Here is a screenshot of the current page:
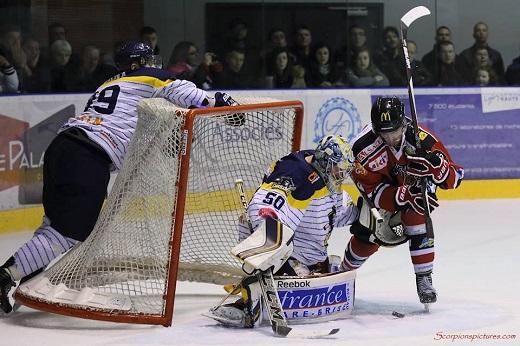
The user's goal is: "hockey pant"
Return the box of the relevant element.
[9,132,111,280]
[342,209,434,274]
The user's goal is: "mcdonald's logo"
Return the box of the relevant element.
[380,111,391,121]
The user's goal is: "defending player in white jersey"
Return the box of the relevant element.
[342,96,464,306]
[206,135,359,327]
[0,41,241,315]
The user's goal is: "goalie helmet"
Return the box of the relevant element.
[114,41,162,71]
[313,134,355,190]
[371,97,405,133]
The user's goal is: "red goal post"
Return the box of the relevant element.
[15,97,303,326]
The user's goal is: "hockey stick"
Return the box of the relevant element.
[400,6,434,235]
[234,179,339,338]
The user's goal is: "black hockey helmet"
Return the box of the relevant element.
[371,97,405,133]
[114,41,161,71]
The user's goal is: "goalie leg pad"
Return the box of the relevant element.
[231,217,294,275]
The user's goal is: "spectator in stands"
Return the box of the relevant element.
[0,24,26,90]
[505,53,520,85]
[167,41,198,78]
[48,39,73,91]
[340,47,389,87]
[290,26,313,69]
[431,41,466,86]
[266,28,288,53]
[336,24,369,71]
[459,22,505,82]
[407,40,432,86]
[62,45,117,92]
[167,41,222,90]
[373,26,405,86]
[222,18,261,86]
[291,65,307,88]
[140,26,160,55]
[21,38,51,92]
[263,28,292,64]
[223,18,249,53]
[0,49,19,93]
[264,47,294,88]
[467,47,503,85]
[475,68,496,86]
[213,49,252,89]
[48,23,67,45]
[422,26,452,75]
[307,43,339,88]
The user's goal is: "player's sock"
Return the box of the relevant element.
[341,236,379,271]
[13,222,77,278]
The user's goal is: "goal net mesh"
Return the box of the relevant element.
[16,96,301,321]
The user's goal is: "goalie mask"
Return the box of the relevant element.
[115,41,162,71]
[313,135,355,190]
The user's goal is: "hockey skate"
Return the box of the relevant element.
[204,298,259,328]
[416,272,437,310]
[0,267,15,315]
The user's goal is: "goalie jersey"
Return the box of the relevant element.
[60,67,212,170]
[239,150,359,266]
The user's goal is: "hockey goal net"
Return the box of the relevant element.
[15,97,303,326]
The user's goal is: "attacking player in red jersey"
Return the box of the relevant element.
[341,96,464,306]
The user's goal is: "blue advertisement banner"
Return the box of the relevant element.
[371,91,520,179]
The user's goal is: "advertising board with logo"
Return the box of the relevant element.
[268,270,356,323]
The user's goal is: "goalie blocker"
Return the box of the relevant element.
[205,217,356,327]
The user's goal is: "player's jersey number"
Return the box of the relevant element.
[84,85,121,115]
[262,192,285,210]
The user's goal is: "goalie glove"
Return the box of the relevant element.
[214,92,245,126]
[406,150,449,184]
[395,185,439,215]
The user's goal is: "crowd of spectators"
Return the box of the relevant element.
[2,19,520,94]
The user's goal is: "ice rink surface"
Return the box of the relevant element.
[1,199,519,346]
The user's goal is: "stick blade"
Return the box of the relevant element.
[282,327,340,339]
[400,6,431,28]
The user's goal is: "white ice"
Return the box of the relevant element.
[1,199,519,346]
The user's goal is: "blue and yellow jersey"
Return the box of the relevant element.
[60,67,211,170]
[239,150,359,266]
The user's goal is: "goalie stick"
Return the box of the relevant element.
[234,179,339,338]
[399,6,435,237]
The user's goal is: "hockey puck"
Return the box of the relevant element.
[392,311,405,318]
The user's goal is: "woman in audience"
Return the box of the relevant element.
[306,43,339,87]
[264,47,294,88]
[341,47,389,87]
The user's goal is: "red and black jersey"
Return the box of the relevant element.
[351,121,464,212]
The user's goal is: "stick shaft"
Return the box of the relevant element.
[400,9,434,234]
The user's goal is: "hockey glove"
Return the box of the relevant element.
[406,150,449,184]
[395,185,439,215]
[214,92,245,126]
